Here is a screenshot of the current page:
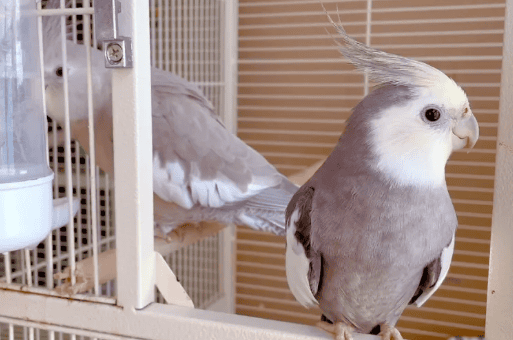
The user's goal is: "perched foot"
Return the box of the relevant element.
[169,223,200,242]
[154,226,174,242]
[379,324,403,340]
[316,320,354,340]
[54,267,88,295]
[154,222,198,243]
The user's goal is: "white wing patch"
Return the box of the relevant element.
[153,155,194,209]
[414,236,455,307]
[189,162,223,207]
[153,153,277,209]
[285,209,318,308]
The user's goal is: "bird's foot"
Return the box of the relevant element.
[53,267,88,295]
[316,320,354,340]
[378,324,403,340]
[154,225,174,242]
[168,223,200,242]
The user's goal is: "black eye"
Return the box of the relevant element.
[425,108,441,122]
[55,67,63,77]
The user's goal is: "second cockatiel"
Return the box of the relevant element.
[42,5,297,238]
[285,13,479,340]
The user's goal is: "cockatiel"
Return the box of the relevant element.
[42,3,298,237]
[285,14,479,340]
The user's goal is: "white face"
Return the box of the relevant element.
[369,81,476,188]
[43,40,112,124]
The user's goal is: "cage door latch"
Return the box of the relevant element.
[93,0,133,68]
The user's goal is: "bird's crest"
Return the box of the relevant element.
[323,5,457,90]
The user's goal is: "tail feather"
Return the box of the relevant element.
[244,178,298,211]
[235,178,298,235]
[236,211,287,236]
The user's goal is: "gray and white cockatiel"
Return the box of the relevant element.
[285,14,479,340]
[42,2,298,237]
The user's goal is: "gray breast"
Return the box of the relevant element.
[311,174,457,332]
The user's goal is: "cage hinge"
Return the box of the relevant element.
[93,0,133,68]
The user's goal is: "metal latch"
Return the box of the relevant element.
[93,0,133,68]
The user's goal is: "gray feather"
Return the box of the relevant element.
[152,66,285,194]
[324,6,456,89]
[150,66,297,234]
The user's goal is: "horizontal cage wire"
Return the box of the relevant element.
[0,0,227,311]
[0,318,131,340]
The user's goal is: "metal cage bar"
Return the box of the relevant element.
[112,0,155,310]
[485,0,513,338]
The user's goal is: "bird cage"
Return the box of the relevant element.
[0,0,233,311]
[0,0,244,338]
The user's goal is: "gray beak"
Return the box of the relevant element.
[452,113,479,151]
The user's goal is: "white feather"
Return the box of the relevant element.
[285,209,318,308]
[370,108,451,187]
[189,162,220,207]
[153,154,194,209]
[414,236,455,307]
[167,159,186,184]
[215,177,243,203]
[369,86,468,188]
[154,153,279,210]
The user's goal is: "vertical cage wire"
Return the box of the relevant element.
[80,0,101,296]
[149,0,227,308]
[0,2,114,300]
[363,0,372,96]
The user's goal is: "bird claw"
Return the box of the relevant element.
[154,223,176,243]
[154,231,174,243]
[53,267,89,295]
[154,222,201,243]
[378,324,403,340]
[316,320,354,340]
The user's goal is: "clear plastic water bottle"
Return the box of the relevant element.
[0,0,55,252]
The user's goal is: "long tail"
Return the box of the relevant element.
[235,178,299,236]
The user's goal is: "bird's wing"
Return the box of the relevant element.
[285,186,320,308]
[151,68,287,210]
[151,68,215,112]
[410,235,455,307]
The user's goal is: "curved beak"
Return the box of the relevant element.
[452,113,479,151]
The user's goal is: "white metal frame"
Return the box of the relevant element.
[485,0,513,338]
[0,286,378,340]
[207,0,240,314]
[112,0,156,310]
[221,0,239,134]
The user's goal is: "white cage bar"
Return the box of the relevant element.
[485,0,513,338]
[113,0,155,310]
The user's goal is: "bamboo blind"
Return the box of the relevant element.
[235,0,505,339]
